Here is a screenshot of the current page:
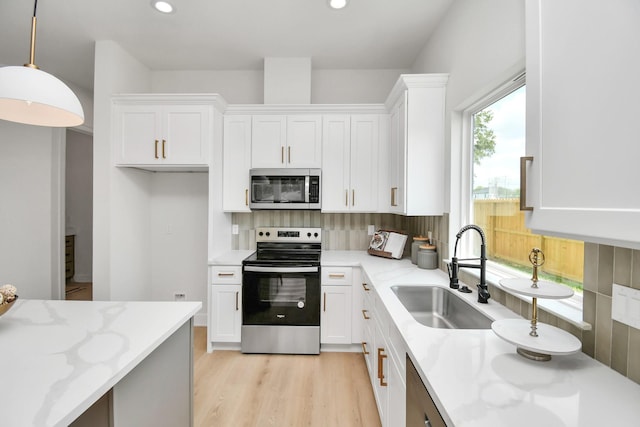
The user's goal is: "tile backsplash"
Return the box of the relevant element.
[231,211,447,258]
[581,243,640,384]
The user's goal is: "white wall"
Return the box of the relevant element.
[66,130,93,282]
[0,121,60,299]
[93,40,152,301]
[410,0,525,240]
[151,68,407,104]
[150,173,208,318]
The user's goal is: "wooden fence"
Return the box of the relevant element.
[474,199,584,283]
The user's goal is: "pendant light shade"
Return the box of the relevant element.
[0,66,84,127]
[0,0,84,128]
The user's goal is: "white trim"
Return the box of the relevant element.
[226,103,387,115]
[51,129,66,300]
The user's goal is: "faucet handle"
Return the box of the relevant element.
[447,258,459,289]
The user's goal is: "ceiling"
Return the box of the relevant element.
[0,0,453,92]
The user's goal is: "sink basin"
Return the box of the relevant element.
[390,285,492,329]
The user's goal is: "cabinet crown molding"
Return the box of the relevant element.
[111,93,228,112]
[384,74,449,110]
[226,104,386,115]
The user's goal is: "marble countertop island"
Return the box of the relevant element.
[322,250,640,427]
[0,299,201,426]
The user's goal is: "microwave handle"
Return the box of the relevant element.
[305,175,310,203]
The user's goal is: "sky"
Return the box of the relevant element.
[472,85,526,191]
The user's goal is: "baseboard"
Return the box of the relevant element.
[194,312,207,327]
[71,274,92,283]
[320,343,362,353]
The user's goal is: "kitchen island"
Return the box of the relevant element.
[322,251,640,427]
[0,299,201,426]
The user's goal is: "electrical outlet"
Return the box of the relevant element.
[367,225,375,236]
[174,292,186,301]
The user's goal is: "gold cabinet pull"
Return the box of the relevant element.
[154,140,159,159]
[323,292,327,312]
[281,146,284,164]
[217,272,235,277]
[345,190,348,206]
[329,273,345,278]
[288,146,291,164]
[391,187,398,207]
[362,283,370,291]
[362,309,370,320]
[378,348,388,386]
[361,342,369,355]
[235,291,239,311]
[352,189,355,206]
[520,156,534,211]
[162,139,166,159]
[245,189,249,206]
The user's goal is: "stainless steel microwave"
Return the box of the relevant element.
[249,168,321,210]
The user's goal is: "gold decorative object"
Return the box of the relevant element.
[528,247,545,287]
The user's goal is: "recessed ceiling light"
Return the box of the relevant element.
[152,1,175,14]
[328,0,348,10]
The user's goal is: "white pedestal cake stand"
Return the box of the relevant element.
[492,278,581,361]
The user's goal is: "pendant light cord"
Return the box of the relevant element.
[33,0,38,17]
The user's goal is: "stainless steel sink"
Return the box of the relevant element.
[391,285,492,329]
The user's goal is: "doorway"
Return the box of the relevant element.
[65,129,93,300]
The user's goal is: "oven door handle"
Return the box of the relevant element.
[244,265,319,273]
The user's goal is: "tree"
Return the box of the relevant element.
[473,110,496,165]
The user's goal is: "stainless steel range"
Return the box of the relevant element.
[241,227,321,354]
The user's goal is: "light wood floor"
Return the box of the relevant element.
[193,327,382,427]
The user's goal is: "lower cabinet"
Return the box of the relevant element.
[210,285,242,343]
[321,267,353,344]
[363,273,406,427]
[209,266,242,347]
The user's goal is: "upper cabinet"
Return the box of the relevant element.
[524,0,640,249]
[113,96,216,170]
[251,115,322,168]
[322,115,380,212]
[223,115,252,212]
[384,74,448,216]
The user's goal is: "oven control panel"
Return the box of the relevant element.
[256,227,321,243]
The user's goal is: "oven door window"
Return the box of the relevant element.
[243,271,320,326]
[251,175,306,204]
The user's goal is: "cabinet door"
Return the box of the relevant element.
[388,97,406,214]
[320,285,352,344]
[210,285,242,343]
[525,0,640,248]
[251,115,287,168]
[321,115,351,212]
[223,115,252,212]
[287,115,322,168]
[373,319,389,426]
[114,104,162,165]
[350,115,379,212]
[387,355,406,427]
[163,105,210,165]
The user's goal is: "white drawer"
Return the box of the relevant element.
[321,267,353,285]
[211,266,242,284]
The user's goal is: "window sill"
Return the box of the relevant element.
[459,263,592,332]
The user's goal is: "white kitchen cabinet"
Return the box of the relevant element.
[384,74,448,215]
[210,266,242,345]
[251,115,322,168]
[113,97,212,169]
[350,268,363,344]
[321,285,352,344]
[321,266,353,344]
[322,115,379,212]
[524,0,640,249]
[210,284,242,343]
[361,274,374,378]
[223,115,252,212]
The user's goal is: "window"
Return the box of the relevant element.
[468,83,584,293]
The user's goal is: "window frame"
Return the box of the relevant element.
[455,71,587,325]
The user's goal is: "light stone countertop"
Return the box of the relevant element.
[321,250,640,427]
[0,299,201,427]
